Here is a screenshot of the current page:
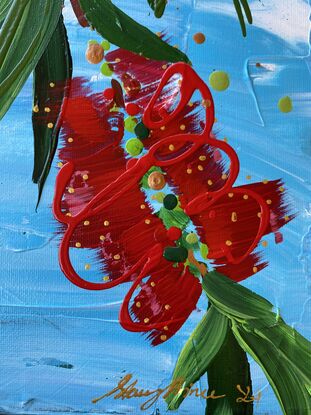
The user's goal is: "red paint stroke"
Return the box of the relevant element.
[54,61,292,343]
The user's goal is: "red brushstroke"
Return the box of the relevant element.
[69,0,89,27]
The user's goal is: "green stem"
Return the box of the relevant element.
[205,325,253,415]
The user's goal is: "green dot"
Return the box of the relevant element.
[101,40,111,51]
[278,96,292,113]
[100,62,113,77]
[153,192,165,202]
[134,122,150,139]
[163,194,178,210]
[125,138,144,157]
[209,71,230,92]
[88,39,98,45]
[163,246,188,263]
[124,116,138,132]
[186,233,198,245]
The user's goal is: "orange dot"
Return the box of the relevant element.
[113,254,120,260]
[140,204,146,210]
[84,220,90,226]
[266,199,272,205]
[179,124,186,131]
[144,318,150,323]
[253,267,258,273]
[160,335,167,341]
[136,302,141,308]
[257,212,262,218]
[164,326,169,331]
[100,235,105,241]
[231,212,237,222]
[198,165,204,171]
[169,144,175,151]
[261,241,268,247]
[243,194,249,200]
[47,123,54,129]
[68,137,73,143]
[222,174,228,180]
[228,192,234,198]
[207,179,213,186]
[202,99,211,108]
[68,187,75,194]
[164,304,171,310]
[193,32,206,44]
[75,242,81,248]
[226,240,232,246]
[83,174,89,180]
[199,155,206,161]
[104,220,110,226]
[187,168,192,174]
[145,219,151,225]
[150,282,156,287]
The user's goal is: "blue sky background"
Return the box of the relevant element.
[0,1,310,414]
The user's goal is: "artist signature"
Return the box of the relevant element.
[92,374,262,410]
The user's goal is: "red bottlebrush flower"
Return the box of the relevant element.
[54,54,292,345]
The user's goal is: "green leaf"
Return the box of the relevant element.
[233,0,252,37]
[0,0,13,24]
[147,0,167,18]
[0,0,63,120]
[32,15,72,207]
[165,306,229,410]
[205,328,253,415]
[203,272,311,415]
[78,0,189,63]
[158,206,189,229]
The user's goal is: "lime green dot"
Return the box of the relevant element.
[88,39,98,45]
[200,243,209,259]
[209,71,230,92]
[101,40,110,51]
[109,106,120,113]
[278,96,292,113]
[124,116,138,132]
[186,233,198,244]
[100,62,113,77]
[125,138,144,156]
[152,192,165,202]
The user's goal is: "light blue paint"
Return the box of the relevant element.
[0,0,310,414]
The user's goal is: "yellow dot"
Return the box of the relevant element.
[222,174,228,180]
[207,179,213,186]
[33,105,39,113]
[99,235,105,241]
[226,240,232,246]
[85,263,91,270]
[57,162,63,168]
[266,199,272,205]
[50,82,55,87]
[144,318,150,323]
[179,124,186,131]
[263,179,269,184]
[223,137,228,143]
[173,44,179,49]
[140,204,146,210]
[114,254,121,260]
[162,64,168,70]
[279,186,285,192]
[257,212,262,218]
[198,165,204,171]
[68,187,75,194]
[156,31,161,37]
[187,168,192,174]
[68,137,74,143]
[228,192,234,198]
[82,174,89,180]
[47,123,54,129]
[145,219,151,225]
[104,220,110,227]
[75,242,81,248]
[284,215,290,221]
[202,99,211,108]
[160,335,167,341]
[169,144,175,151]
[44,107,51,113]
[188,102,194,107]
[246,175,251,180]
[261,241,268,247]
[84,220,90,226]
[199,155,206,161]
[164,304,170,310]
[253,267,258,273]
[136,302,141,308]
[231,212,237,222]
[243,194,249,200]
[103,276,109,281]
[150,282,156,287]
[163,326,169,331]
[160,126,166,131]
[115,58,121,63]
[66,212,72,217]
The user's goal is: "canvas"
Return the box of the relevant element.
[0,1,310,414]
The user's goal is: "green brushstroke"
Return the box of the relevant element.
[32,15,72,207]
[147,0,167,18]
[0,0,63,120]
[78,0,189,63]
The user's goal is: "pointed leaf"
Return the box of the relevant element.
[147,0,167,18]
[78,0,189,63]
[165,306,228,410]
[32,15,72,207]
[0,0,63,120]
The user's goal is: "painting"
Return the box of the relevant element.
[0,1,310,414]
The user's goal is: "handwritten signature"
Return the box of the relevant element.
[92,374,262,410]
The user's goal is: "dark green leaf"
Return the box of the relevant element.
[240,0,252,24]
[32,15,72,207]
[78,0,189,63]
[203,272,311,414]
[147,0,167,18]
[233,0,247,37]
[165,306,229,410]
[0,0,63,120]
[0,0,13,24]
[205,328,253,415]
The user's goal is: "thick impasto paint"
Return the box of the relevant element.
[0,1,310,414]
